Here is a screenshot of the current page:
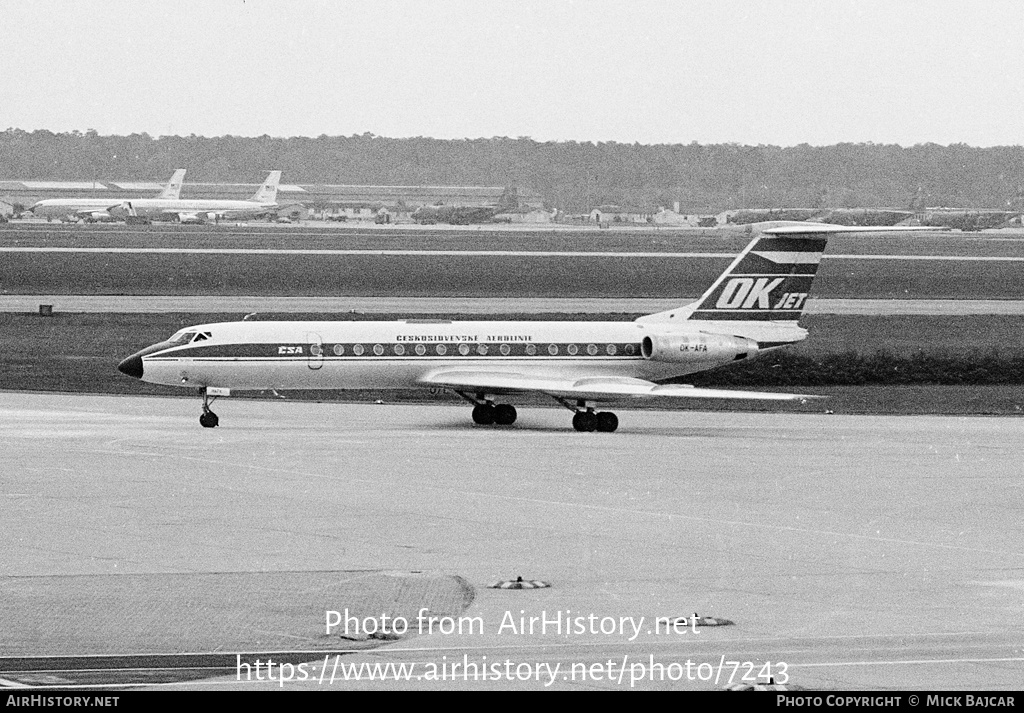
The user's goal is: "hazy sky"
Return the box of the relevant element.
[4,0,1023,146]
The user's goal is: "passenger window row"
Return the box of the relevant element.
[308,342,639,357]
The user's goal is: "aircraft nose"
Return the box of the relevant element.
[117,354,144,379]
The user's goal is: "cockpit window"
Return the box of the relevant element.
[167,330,197,345]
[166,330,212,345]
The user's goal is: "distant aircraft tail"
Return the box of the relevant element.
[637,223,940,325]
[496,187,519,212]
[157,169,186,200]
[251,171,281,203]
[907,185,926,211]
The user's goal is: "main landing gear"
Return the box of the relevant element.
[472,403,518,425]
[556,397,618,432]
[459,396,517,427]
[457,391,619,432]
[570,409,618,433]
[456,392,518,426]
[199,389,219,428]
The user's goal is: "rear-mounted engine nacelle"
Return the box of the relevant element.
[641,332,758,363]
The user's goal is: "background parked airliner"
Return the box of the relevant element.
[107,170,281,224]
[117,223,924,432]
[30,169,186,222]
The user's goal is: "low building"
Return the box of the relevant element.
[493,207,555,224]
[319,203,384,221]
[589,204,655,224]
[652,208,702,226]
[276,204,310,221]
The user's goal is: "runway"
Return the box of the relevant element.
[4,295,1024,315]
[2,392,1022,690]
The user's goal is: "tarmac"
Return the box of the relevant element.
[2,391,1023,690]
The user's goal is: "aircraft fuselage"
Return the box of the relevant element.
[110,199,278,221]
[31,198,122,219]
[120,319,804,391]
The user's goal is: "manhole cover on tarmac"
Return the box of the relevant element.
[488,577,550,589]
[666,613,734,627]
[724,681,804,691]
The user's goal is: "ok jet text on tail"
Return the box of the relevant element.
[117,224,913,432]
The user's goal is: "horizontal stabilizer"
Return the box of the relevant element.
[761,223,944,235]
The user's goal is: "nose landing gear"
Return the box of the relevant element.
[198,387,226,428]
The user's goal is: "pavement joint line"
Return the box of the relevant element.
[0,630,1005,664]
[316,630,1013,653]
[791,656,1024,668]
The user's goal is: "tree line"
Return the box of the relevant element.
[2,128,1023,212]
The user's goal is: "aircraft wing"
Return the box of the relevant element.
[162,208,272,219]
[74,206,120,217]
[418,370,818,403]
[159,209,210,218]
[165,210,238,222]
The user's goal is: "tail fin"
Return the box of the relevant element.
[251,171,281,203]
[684,225,826,322]
[157,169,186,199]
[637,223,941,325]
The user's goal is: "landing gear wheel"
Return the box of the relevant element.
[572,411,598,432]
[472,404,496,425]
[199,388,220,428]
[596,412,619,432]
[494,404,517,425]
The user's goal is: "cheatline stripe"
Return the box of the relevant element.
[1,247,1023,261]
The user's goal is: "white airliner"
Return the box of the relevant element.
[116,224,921,431]
[29,170,186,222]
[107,171,281,224]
